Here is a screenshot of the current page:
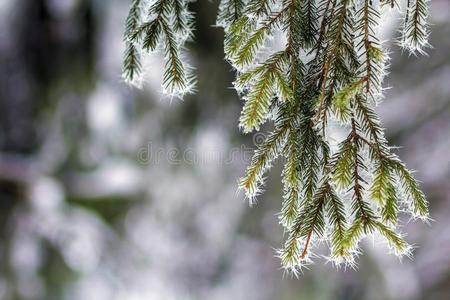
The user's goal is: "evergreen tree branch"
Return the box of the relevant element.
[122,0,432,272]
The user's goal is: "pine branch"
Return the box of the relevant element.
[123,43,142,83]
[237,51,291,132]
[401,0,430,54]
[230,8,287,67]
[391,159,429,218]
[326,185,347,258]
[239,120,290,200]
[122,0,432,272]
[355,0,384,101]
[299,0,319,49]
[374,221,410,255]
[123,0,143,83]
[247,0,274,17]
[280,131,300,227]
[122,0,194,96]
[217,0,246,27]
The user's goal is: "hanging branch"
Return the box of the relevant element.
[401,0,430,54]
[122,0,195,96]
[123,0,431,273]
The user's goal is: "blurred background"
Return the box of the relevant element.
[0,0,449,299]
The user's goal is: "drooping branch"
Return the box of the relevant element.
[123,0,431,273]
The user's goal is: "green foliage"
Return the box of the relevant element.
[326,186,348,258]
[401,0,430,54]
[217,0,246,27]
[237,51,291,132]
[122,0,194,96]
[123,0,431,272]
[239,118,289,199]
[332,140,354,190]
[123,0,143,83]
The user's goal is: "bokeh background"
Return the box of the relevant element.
[0,0,449,299]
